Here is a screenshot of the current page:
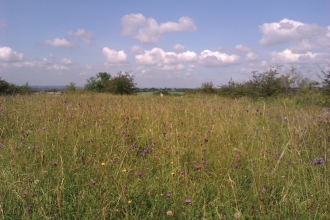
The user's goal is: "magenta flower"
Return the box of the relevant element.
[185,199,191,204]
[92,180,96,185]
[166,193,171,198]
[53,161,58,166]
[261,188,266,193]
[195,165,201,170]
[180,171,185,175]
[137,172,143,177]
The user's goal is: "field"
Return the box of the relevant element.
[0,94,329,219]
[138,91,185,96]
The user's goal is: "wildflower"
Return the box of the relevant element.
[163,132,167,137]
[180,171,185,175]
[185,199,191,204]
[92,180,96,185]
[122,131,126,135]
[170,161,174,165]
[234,164,238,168]
[195,165,201,170]
[101,162,105,166]
[166,193,171,198]
[42,127,46,131]
[53,161,58,166]
[128,200,132,204]
[137,172,143,177]
[313,158,324,165]
[236,155,241,161]
[203,138,208,142]
[122,169,127,172]
[171,172,175,176]
[261,188,266,193]
[234,211,242,219]
[130,144,136,149]
[166,210,173,216]
[26,206,31,211]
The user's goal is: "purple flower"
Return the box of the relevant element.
[53,161,58,166]
[234,164,238,168]
[26,206,31,211]
[185,199,191,204]
[166,193,171,198]
[203,138,208,142]
[195,165,201,170]
[130,144,136,149]
[122,131,126,135]
[92,180,96,185]
[42,127,46,131]
[261,188,266,193]
[236,155,241,161]
[137,172,143,177]
[313,158,324,165]
[180,171,185,175]
[162,132,167,137]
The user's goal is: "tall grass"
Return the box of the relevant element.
[0,94,328,219]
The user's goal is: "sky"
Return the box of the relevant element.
[0,0,329,88]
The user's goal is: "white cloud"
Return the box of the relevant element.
[235,44,251,52]
[47,64,69,71]
[45,38,73,47]
[199,50,241,67]
[289,39,314,53]
[0,20,6,28]
[172,44,185,51]
[67,28,95,45]
[270,49,327,64]
[102,47,129,66]
[0,47,24,62]
[130,45,144,55]
[61,58,74,65]
[259,18,327,46]
[121,14,197,44]
[246,52,258,62]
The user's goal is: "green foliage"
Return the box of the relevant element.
[84,72,111,92]
[0,78,33,95]
[103,72,137,95]
[65,82,76,93]
[199,81,218,94]
[321,69,330,96]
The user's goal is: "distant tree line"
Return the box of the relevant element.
[0,78,33,95]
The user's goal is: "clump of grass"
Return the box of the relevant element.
[0,94,328,219]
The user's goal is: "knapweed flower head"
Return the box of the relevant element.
[312,158,324,165]
[166,210,173,216]
[162,132,167,137]
[166,193,171,198]
[236,155,241,161]
[195,165,201,170]
[137,172,143,177]
[180,171,185,175]
[185,199,191,204]
[53,161,58,166]
[130,144,136,149]
[261,188,266,193]
[203,138,208,142]
[121,131,126,135]
[92,180,96,185]
[234,164,239,168]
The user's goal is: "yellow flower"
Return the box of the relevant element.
[171,172,175,176]
[128,200,132,204]
[122,169,127,173]
[170,161,174,165]
[101,162,105,166]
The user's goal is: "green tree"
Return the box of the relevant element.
[85,72,111,92]
[66,82,76,93]
[199,81,217,94]
[104,72,137,95]
[321,69,330,95]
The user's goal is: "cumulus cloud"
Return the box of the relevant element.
[246,52,258,62]
[259,18,328,46]
[0,47,24,62]
[121,14,197,44]
[199,50,241,67]
[235,44,251,52]
[61,58,74,65]
[270,49,327,64]
[172,44,185,51]
[102,47,129,66]
[67,28,95,45]
[130,45,144,55]
[135,48,198,70]
[47,65,69,71]
[45,38,73,47]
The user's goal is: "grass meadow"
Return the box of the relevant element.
[0,93,329,219]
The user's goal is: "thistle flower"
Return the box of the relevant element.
[137,172,143,177]
[163,132,167,137]
[53,161,58,166]
[166,193,171,198]
[195,165,201,170]
[185,199,191,204]
[313,158,324,165]
[92,180,96,185]
[261,188,266,193]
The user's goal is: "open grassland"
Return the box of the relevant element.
[138,91,185,96]
[0,94,329,219]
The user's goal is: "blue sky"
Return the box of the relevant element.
[0,0,329,88]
